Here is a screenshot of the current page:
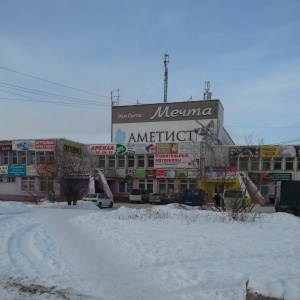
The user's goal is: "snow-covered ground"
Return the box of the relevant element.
[0,200,299,300]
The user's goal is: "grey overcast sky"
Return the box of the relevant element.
[0,0,299,145]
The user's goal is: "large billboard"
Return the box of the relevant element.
[112,100,221,144]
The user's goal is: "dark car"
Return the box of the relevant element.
[149,193,170,204]
[168,193,182,204]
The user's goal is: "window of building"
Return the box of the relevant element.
[137,179,153,192]
[297,159,300,171]
[214,183,224,194]
[273,158,282,170]
[285,158,294,171]
[29,151,36,165]
[147,155,154,168]
[118,181,133,193]
[229,158,237,169]
[37,152,46,164]
[12,151,18,165]
[21,177,35,192]
[21,152,27,164]
[137,155,145,168]
[108,156,115,168]
[180,179,196,191]
[48,151,55,163]
[239,158,249,171]
[158,180,174,194]
[262,159,271,171]
[3,152,9,165]
[39,178,54,192]
[117,155,125,168]
[250,159,260,171]
[98,155,106,168]
[8,177,16,183]
[127,155,134,168]
[0,176,4,183]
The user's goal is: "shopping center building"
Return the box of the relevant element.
[0,99,300,203]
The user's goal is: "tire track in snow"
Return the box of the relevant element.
[5,215,69,281]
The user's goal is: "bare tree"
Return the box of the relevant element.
[36,140,96,205]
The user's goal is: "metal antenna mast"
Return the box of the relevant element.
[111,89,120,106]
[164,52,169,103]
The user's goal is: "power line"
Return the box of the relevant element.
[0,66,110,99]
[0,81,109,106]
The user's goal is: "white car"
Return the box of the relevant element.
[82,193,114,208]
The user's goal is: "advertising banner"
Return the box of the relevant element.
[13,140,35,151]
[35,139,55,150]
[154,153,200,169]
[260,146,279,158]
[0,141,12,151]
[63,141,82,157]
[8,165,26,176]
[87,144,115,155]
[26,166,37,176]
[156,169,166,178]
[188,170,199,178]
[0,166,8,175]
[115,143,156,155]
[116,169,126,178]
[278,145,296,157]
[125,169,135,178]
[178,141,202,154]
[229,146,259,158]
[156,143,178,154]
[205,166,236,179]
[135,169,146,179]
[176,170,188,178]
[146,169,156,178]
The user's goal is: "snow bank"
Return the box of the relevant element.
[0,201,30,215]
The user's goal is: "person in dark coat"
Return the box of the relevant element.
[214,192,221,207]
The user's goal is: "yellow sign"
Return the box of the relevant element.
[260,146,279,158]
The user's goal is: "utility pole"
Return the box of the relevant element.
[164,53,169,103]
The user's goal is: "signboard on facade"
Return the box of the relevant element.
[0,141,12,151]
[205,166,236,179]
[13,140,35,151]
[35,139,55,150]
[112,100,221,144]
[295,146,300,157]
[116,169,126,178]
[115,143,156,155]
[63,141,82,157]
[249,172,292,183]
[87,144,115,155]
[8,165,26,176]
[278,145,296,157]
[260,146,279,158]
[229,146,259,158]
[154,153,200,169]
[0,166,8,175]
[135,169,146,179]
[146,169,156,178]
[26,166,37,176]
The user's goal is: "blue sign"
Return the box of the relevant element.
[8,165,26,176]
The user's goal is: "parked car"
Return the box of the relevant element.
[168,192,182,203]
[149,193,170,204]
[82,193,114,208]
[129,189,150,203]
[182,188,205,206]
